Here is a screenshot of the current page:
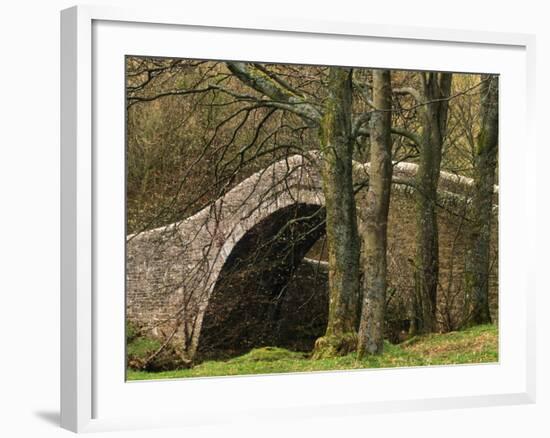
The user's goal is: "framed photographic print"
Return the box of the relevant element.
[61,5,536,433]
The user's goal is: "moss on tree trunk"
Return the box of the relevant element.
[464,75,498,325]
[312,67,360,359]
[411,72,452,335]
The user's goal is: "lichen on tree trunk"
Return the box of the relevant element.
[312,67,360,359]
[357,69,393,357]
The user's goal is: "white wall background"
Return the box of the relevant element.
[0,1,547,437]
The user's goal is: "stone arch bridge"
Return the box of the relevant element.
[126,153,489,363]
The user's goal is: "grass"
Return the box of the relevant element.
[126,324,498,381]
[127,337,161,358]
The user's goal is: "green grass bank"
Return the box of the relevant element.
[127,324,497,381]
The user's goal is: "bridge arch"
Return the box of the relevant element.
[126,154,326,361]
[197,201,326,359]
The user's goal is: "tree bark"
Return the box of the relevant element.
[312,67,361,359]
[464,75,498,325]
[357,69,393,357]
[411,72,452,334]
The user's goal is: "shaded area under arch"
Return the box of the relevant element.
[197,203,328,360]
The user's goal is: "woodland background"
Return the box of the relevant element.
[125,59,499,373]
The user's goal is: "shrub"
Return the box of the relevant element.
[126,321,191,371]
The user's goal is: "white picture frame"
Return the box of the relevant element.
[60,4,536,433]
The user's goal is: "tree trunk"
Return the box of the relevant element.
[410,72,452,334]
[464,75,498,325]
[312,67,361,359]
[357,69,393,357]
